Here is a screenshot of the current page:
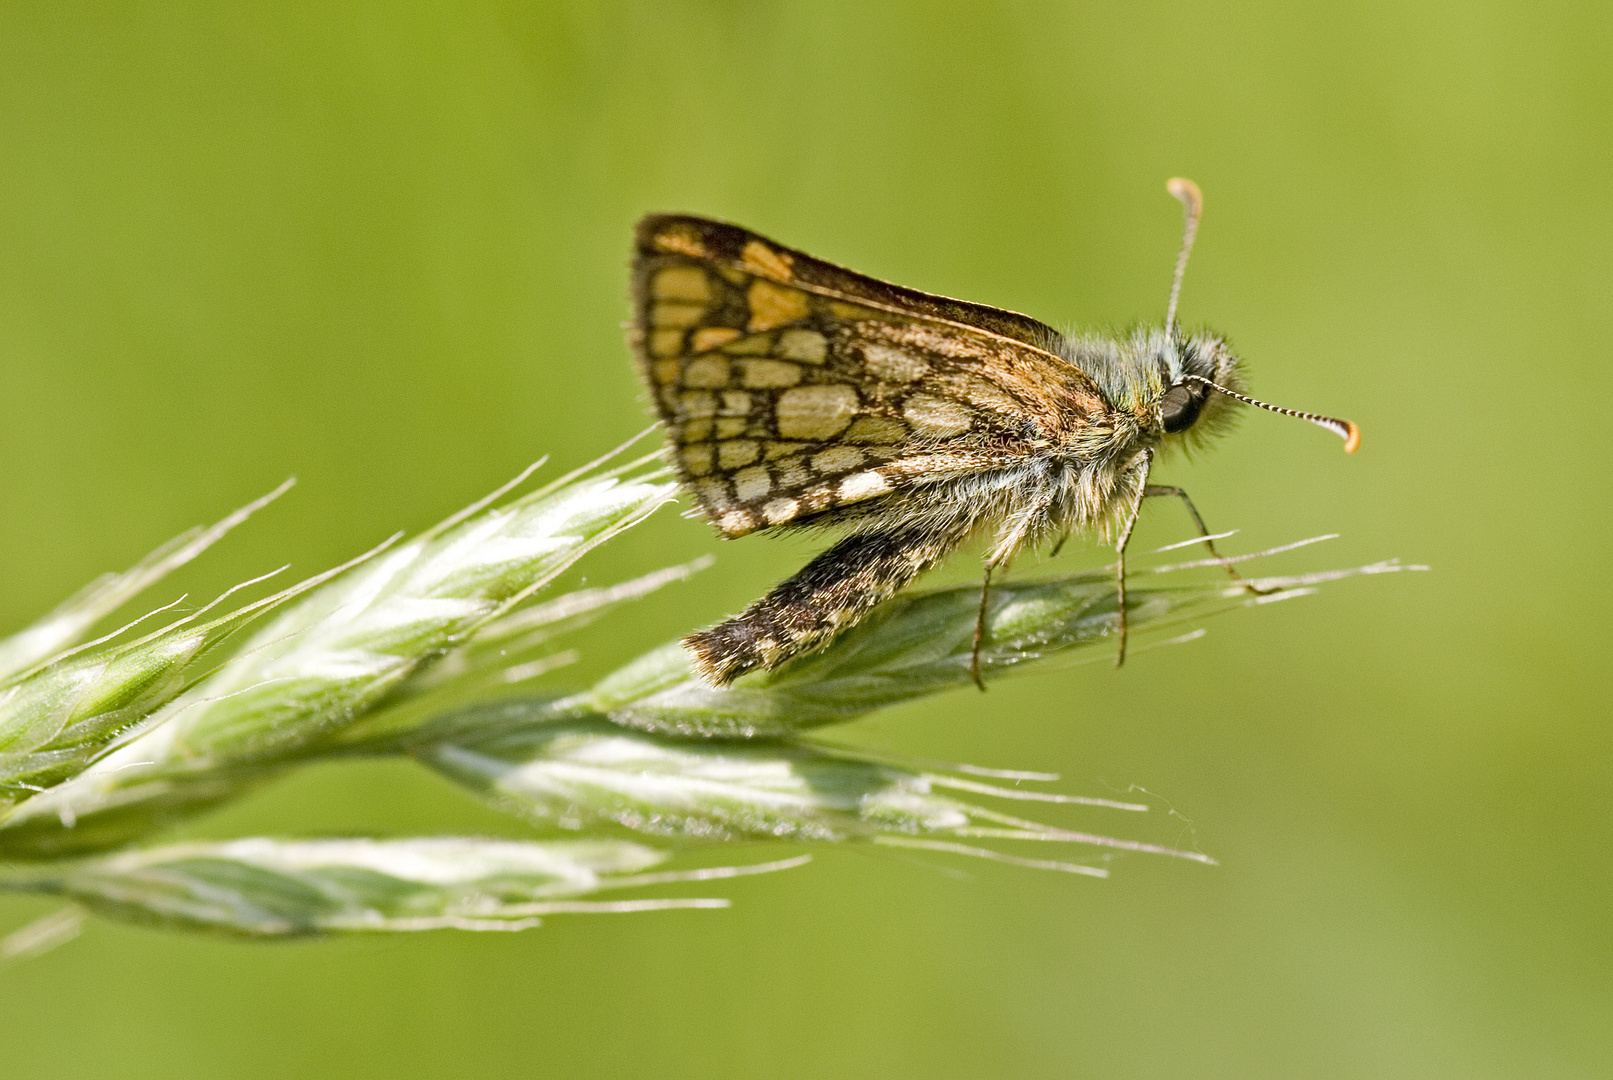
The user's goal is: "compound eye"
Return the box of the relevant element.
[1160,383,1204,434]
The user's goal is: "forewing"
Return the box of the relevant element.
[630,214,1108,537]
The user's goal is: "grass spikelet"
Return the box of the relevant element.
[0,442,1419,949]
[0,838,806,935]
[0,460,675,858]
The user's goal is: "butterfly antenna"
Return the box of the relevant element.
[1181,375,1362,453]
[1164,177,1203,333]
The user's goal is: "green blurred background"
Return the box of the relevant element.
[0,2,1607,1077]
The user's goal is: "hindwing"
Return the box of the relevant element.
[629,214,1108,536]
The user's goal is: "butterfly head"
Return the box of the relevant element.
[1152,330,1245,447]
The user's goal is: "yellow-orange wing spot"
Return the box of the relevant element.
[648,329,685,357]
[650,223,709,259]
[741,239,794,280]
[650,302,705,328]
[720,333,776,355]
[746,279,811,332]
[691,326,742,352]
[651,264,712,303]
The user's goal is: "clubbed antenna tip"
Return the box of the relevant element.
[1181,375,1361,453]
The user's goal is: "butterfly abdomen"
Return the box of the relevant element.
[684,518,974,685]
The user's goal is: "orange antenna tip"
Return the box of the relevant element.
[1180,375,1359,453]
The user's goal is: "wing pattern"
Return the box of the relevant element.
[629,214,1107,537]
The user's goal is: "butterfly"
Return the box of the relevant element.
[627,180,1358,687]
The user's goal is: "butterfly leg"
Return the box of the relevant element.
[1113,452,1154,667]
[1141,484,1277,596]
[970,488,1059,689]
[970,565,993,692]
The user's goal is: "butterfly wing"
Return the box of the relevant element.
[630,214,1109,537]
